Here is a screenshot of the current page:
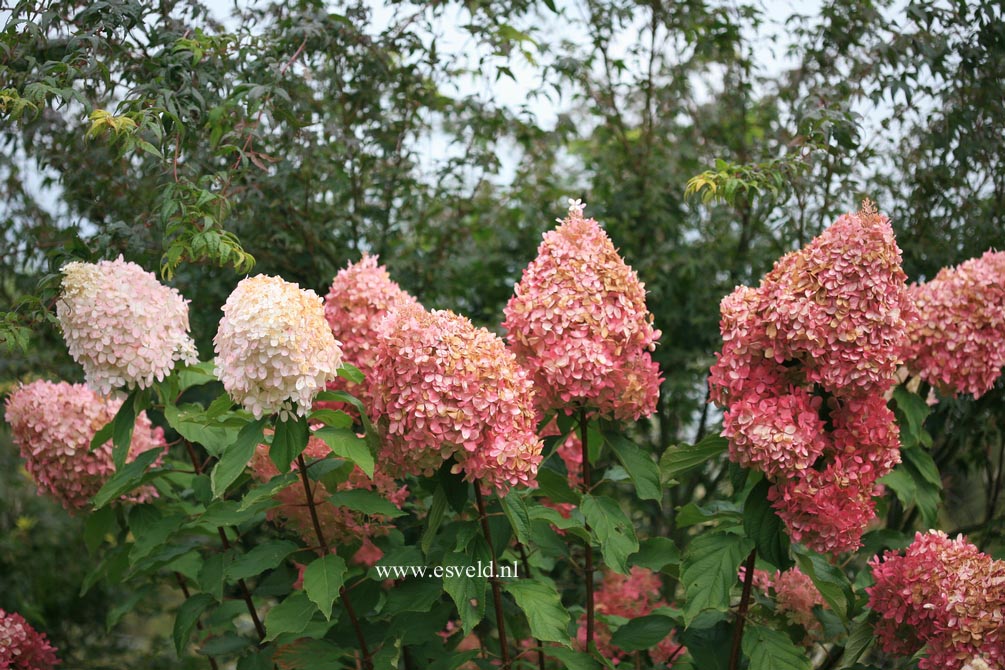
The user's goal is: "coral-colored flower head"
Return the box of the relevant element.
[0,609,60,670]
[868,531,1005,670]
[371,304,543,493]
[214,275,343,418]
[4,380,167,510]
[503,199,662,421]
[56,256,197,394]
[709,202,912,553]
[905,250,1005,398]
[249,434,406,564]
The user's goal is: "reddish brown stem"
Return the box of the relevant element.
[580,410,595,650]
[474,481,512,670]
[729,549,758,670]
[296,454,373,670]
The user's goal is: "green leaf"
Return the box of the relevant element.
[210,417,267,498]
[500,492,533,546]
[93,448,163,508]
[308,409,353,428]
[902,445,941,488]
[541,648,600,670]
[606,433,662,501]
[164,403,238,456]
[227,540,299,581]
[892,386,931,448]
[337,363,365,384]
[314,426,374,478]
[303,554,347,620]
[271,414,310,472]
[107,585,150,631]
[629,537,680,572]
[328,489,405,518]
[610,613,676,651]
[174,593,215,655]
[793,548,851,622]
[199,553,229,602]
[839,613,876,667]
[743,479,791,570]
[680,532,754,625]
[676,501,743,528]
[84,506,117,554]
[741,624,810,670]
[505,580,571,646]
[264,591,318,642]
[372,637,401,670]
[111,388,143,469]
[442,540,489,634]
[581,495,639,574]
[238,471,299,511]
[175,361,218,391]
[660,435,728,481]
[422,486,448,555]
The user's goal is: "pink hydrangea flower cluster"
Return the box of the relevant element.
[743,566,825,632]
[575,567,683,666]
[905,250,1005,398]
[214,275,343,419]
[867,531,1005,670]
[56,256,197,394]
[709,203,915,553]
[4,380,167,510]
[321,255,419,410]
[370,304,543,493]
[0,610,59,670]
[503,199,662,422]
[249,434,407,566]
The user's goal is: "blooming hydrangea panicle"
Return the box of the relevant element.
[370,304,543,493]
[248,434,407,565]
[56,256,197,394]
[574,567,684,665]
[743,567,826,634]
[503,199,662,421]
[708,201,913,553]
[0,609,59,670]
[4,380,167,510]
[214,275,343,418]
[905,250,1005,398]
[321,255,419,410]
[868,531,1005,670]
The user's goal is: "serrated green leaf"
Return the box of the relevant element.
[581,495,639,574]
[500,492,532,546]
[680,532,754,625]
[210,417,267,498]
[111,388,142,469]
[741,624,810,670]
[308,409,353,428]
[610,613,676,651]
[839,613,876,667]
[328,489,405,518]
[629,537,680,571]
[542,648,600,670]
[606,433,662,501]
[264,591,318,642]
[174,593,215,655]
[743,478,791,570]
[442,539,489,634]
[661,435,728,481]
[422,486,448,555]
[314,426,373,478]
[793,548,851,622]
[93,448,164,508]
[505,579,571,646]
[303,554,347,620]
[337,363,365,384]
[227,540,299,581]
[271,414,310,472]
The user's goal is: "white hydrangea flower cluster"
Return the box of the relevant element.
[214,274,343,418]
[56,256,198,394]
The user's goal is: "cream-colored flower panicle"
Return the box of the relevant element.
[214,275,343,418]
[56,256,198,394]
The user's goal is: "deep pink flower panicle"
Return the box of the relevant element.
[4,380,167,511]
[503,199,662,421]
[322,255,419,406]
[906,250,1005,398]
[56,256,197,394]
[0,609,59,670]
[214,275,343,419]
[249,434,407,564]
[370,304,543,493]
[575,567,684,665]
[868,531,1005,670]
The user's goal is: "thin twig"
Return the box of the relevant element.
[728,549,758,670]
[474,481,512,670]
[580,409,595,650]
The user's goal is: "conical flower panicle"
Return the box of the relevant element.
[57,256,197,394]
[370,304,543,493]
[214,275,343,419]
[709,201,913,553]
[905,249,1005,398]
[4,380,167,510]
[503,199,662,421]
[0,609,60,670]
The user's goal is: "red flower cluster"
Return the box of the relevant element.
[248,434,407,566]
[0,609,59,670]
[868,531,1005,670]
[709,202,915,553]
[370,304,543,493]
[905,250,1005,398]
[743,566,825,633]
[575,567,684,666]
[504,200,662,422]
